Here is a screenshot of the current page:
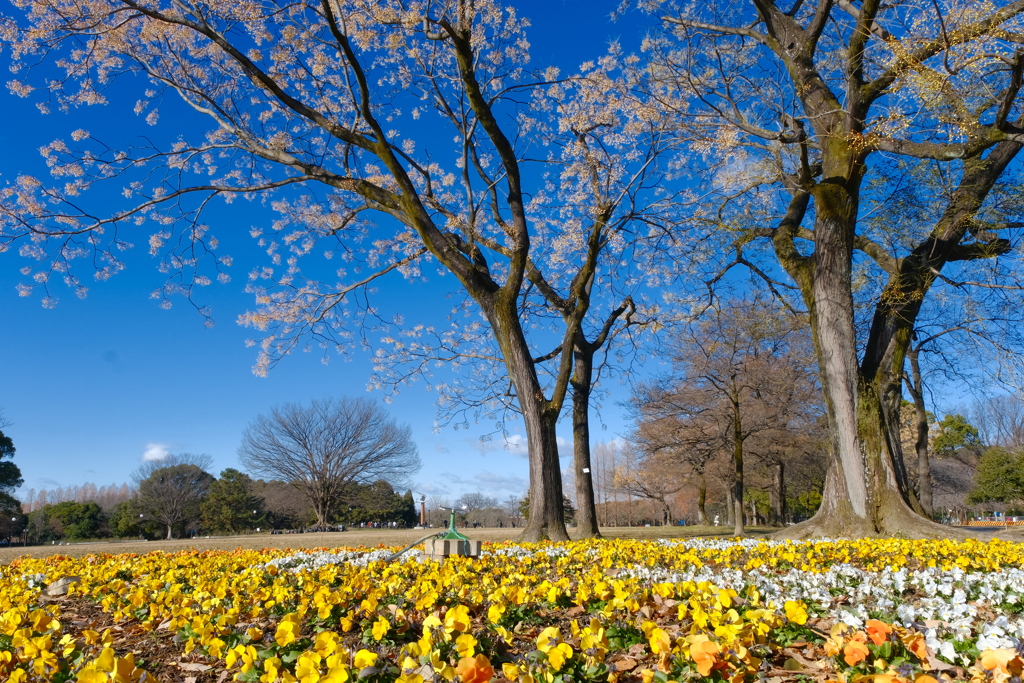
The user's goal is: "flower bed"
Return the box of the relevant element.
[2,538,1023,682]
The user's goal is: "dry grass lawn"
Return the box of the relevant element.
[0,524,776,563]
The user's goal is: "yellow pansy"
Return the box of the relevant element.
[353,649,378,670]
[455,632,478,658]
[784,600,808,625]
[444,605,471,633]
[372,616,391,641]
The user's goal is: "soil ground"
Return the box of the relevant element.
[0,524,780,563]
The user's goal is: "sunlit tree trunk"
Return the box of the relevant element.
[725,486,734,527]
[482,302,569,542]
[906,348,933,515]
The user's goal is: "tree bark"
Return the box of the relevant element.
[732,395,745,536]
[907,348,933,515]
[571,341,601,538]
[725,485,734,527]
[486,304,570,542]
[770,460,786,526]
[779,139,1023,539]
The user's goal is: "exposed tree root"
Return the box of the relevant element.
[772,496,974,541]
[572,529,603,540]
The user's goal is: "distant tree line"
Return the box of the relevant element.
[10,396,421,544]
[422,493,528,530]
[20,462,417,543]
[20,482,135,512]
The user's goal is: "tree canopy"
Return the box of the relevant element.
[134,454,215,539]
[201,468,266,534]
[0,0,683,542]
[933,414,983,457]
[967,447,1024,507]
[0,426,23,495]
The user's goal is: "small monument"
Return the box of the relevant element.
[423,506,481,561]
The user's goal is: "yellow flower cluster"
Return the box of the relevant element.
[0,538,1022,682]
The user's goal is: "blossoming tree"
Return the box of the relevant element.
[0,0,677,540]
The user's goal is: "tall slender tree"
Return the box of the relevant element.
[631,296,819,534]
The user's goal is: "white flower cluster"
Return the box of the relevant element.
[481,544,593,559]
[262,548,393,572]
[628,539,1024,665]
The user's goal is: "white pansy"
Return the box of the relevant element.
[263,548,392,572]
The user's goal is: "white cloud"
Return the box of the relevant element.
[142,443,170,462]
[417,482,451,496]
[473,471,527,495]
[503,434,529,455]
[431,470,527,498]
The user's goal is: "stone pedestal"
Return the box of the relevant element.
[423,538,482,562]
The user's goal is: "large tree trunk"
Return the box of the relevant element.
[487,306,570,542]
[516,395,568,542]
[570,342,601,538]
[776,174,944,539]
[724,486,734,527]
[313,497,330,528]
[780,137,1022,540]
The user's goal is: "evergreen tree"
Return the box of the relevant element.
[520,495,576,525]
[46,501,105,540]
[967,448,1024,506]
[0,424,26,543]
[933,414,983,456]
[201,469,266,534]
[0,426,24,495]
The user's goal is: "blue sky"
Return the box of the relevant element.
[0,1,654,504]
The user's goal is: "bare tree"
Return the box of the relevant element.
[631,296,819,535]
[615,444,687,525]
[239,397,419,527]
[502,495,525,528]
[455,492,498,514]
[134,453,215,540]
[972,395,1024,449]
